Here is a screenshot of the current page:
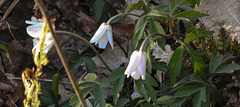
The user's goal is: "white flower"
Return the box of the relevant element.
[25,17,54,53]
[90,23,114,49]
[124,50,147,80]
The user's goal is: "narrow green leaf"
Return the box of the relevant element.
[170,0,188,16]
[193,90,201,107]
[84,73,100,83]
[116,98,129,107]
[174,11,208,18]
[209,56,223,73]
[93,0,103,22]
[109,67,125,82]
[52,73,59,104]
[222,53,234,62]
[148,10,168,18]
[122,2,144,22]
[112,75,125,95]
[184,30,214,43]
[93,85,107,107]
[0,44,8,53]
[152,61,168,71]
[168,45,184,84]
[149,18,166,50]
[170,98,186,107]
[216,64,240,73]
[143,81,157,103]
[133,17,148,49]
[82,56,96,73]
[145,73,158,87]
[0,56,5,73]
[71,54,82,70]
[187,46,205,74]
[173,86,202,98]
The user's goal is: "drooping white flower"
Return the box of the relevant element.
[25,17,54,53]
[90,23,114,49]
[124,50,147,80]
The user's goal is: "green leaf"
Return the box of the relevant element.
[122,2,144,22]
[170,0,188,16]
[173,86,202,98]
[170,98,186,107]
[143,81,157,103]
[189,0,201,6]
[168,45,184,84]
[145,73,158,87]
[154,5,170,16]
[82,56,96,73]
[71,54,82,70]
[112,75,125,95]
[152,61,168,71]
[174,11,208,18]
[187,46,205,75]
[69,86,94,106]
[93,0,103,22]
[116,98,129,107]
[109,67,125,82]
[149,18,166,50]
[93,85,107,107]
[133,17,148,49]
[216,64,240,73]
[146,43,152,74]
[0,44,8,53]
[222,53,234,62]
[184,30,214,43]
[209,56,223,73]
[52,73,59,104]
[142,102,158,107]
[100,77,111,87]
[148,10,168,18]
[192,87,206,107]
[84,73,100,83]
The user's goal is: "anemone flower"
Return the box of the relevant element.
[90,23,114,49]
[124,50,147,80]
[25,17,54,53]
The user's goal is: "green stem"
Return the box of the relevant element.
[107,13,140,24]
[139,33,170,52]
[34,0,87,107]
[55,30,112,72]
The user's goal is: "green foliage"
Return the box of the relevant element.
[0,43,11,73]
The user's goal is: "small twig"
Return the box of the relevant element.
[1,0,19,21]
[113,35,128,57]
[5,21,16,39]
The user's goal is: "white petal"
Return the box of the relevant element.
[124,51,141,77]
[25,20,41,25]
[33,38,38,46]
[131,70,140,80]
[138,52,147,80]
[43,41,54,53]
[31,17,37,22]
[90,23,107,43]
[26,24,44,38]
[98,32,108,49]
[107,25,114,49]
[32,43,40,53]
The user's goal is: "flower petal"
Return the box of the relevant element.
[98,32,108,49]
[90,23,107,43]
[131,70,140,80]
[138,52,147,80]
[124,51,141,77]
[107,25,114,49]
[26,24,44,38]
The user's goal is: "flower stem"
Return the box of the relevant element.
[34,0,87,107]
[55,30,112,72]
[139,33,171,52]
[107,13,140,24]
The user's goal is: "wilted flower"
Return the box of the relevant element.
[25,17,54,53]
[90,23,114,49]
[124,50,147,80]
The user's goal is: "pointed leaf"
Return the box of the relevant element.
[82,56,96,73]
[173,86,202,98]
[187,46,205,74]
[109,67,125,82]
[216,64,240,73]
[184,30,214,43]
[209,56,223,73]
[174,11,208,18]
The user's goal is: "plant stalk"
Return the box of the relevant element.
[34,0,87,106]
